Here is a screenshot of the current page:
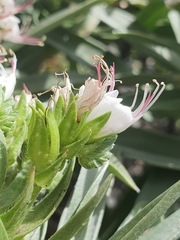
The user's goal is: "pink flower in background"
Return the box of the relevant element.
[0,51,17,99]
[0,0,34,19]
[0,15,45,46]
[0,45,7,63]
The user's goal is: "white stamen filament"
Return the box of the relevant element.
[130,83,139,109]
[132,83,150,117]
[0,63,7,76]
[141,82,165,113]
[149,79,160,100]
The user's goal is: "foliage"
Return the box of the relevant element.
[1,0,180,239]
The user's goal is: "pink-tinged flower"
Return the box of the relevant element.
[14,84,34,105]
[0,50,17,100]
[50,72,72,105]
[0,45,7,63]
[77,55,165,136]
[76,55,115,121]
[0,15,45,46]
[0,0,34,19]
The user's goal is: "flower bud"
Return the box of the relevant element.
[27,99,60,186]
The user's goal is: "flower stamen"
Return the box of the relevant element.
[132,80,165,118]
[130,83,139,109]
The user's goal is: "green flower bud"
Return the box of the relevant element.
[28,106,49,170]
[27,99,60,179]
[0,86,17,134]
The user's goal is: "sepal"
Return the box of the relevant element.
[77,134,117,169]
[0,86,17,134]
[27,106,50,171]
[6,91,29,166]
[77,112,111,143]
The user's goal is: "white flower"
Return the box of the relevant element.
[87,80,165,136]
[0,51,17,100]
[0,0,33,19]
[76,55,165,136]
[14,84,35,105]
[0,16,45,46]
[76,55,115,121]
[0,45,7,63]
[43,71,72,110]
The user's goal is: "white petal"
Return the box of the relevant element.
[104,90,120,98]
[87,95,134,136]
[78,85,85,97]
[2,73,16,100]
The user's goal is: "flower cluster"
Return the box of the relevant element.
[35,55,164,170]
[0,0,45,46]
[0,49,165,172]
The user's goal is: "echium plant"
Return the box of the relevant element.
[0,0,45,45]
[0,43,165,239]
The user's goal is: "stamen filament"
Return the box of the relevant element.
[94,62,101,87]
[141,82,165,113]
[132,83,150,116]
[109,63,115,91]
[130,83,139,109]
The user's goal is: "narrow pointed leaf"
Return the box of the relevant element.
[49,174,113,240]
[23,221,48,240]
[109,180,180,240]
[0,163,33,215]
[58,163,109,228]
[14,159,75,239]
[1,163,35,237]
[0,129,7,191]
[108,154,140,192]
[139,208,180,240]
[0,219,9,240]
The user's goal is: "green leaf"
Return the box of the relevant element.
[74,183,109,240]
[46,107,60,162]
[49,174,113,240]
[27,108,50,171]
[29,0,112,37]
[139,209,180,240]
[3,0,112,51]
[0,129,7,191]
[109,180,180,240]
[77,135,117,169]
[14,159,75,239]
[116,128,180,170]
[0,163,33,215]
[46,27,106,66]
[77,112,111,142]
[58,162,109,228]
[0,219,9,240]
[1,163,35,237]
[59,95,78,147]
[120,168,180,229]
[136,0,168,31]
[35,155,66,188]
[91,4,135,32]
[168,10,180,44]
[114,31,180,56]
[108,154,140,193]
[126,40,180,72]
[72,166,112,240]
[23,221,48,240]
